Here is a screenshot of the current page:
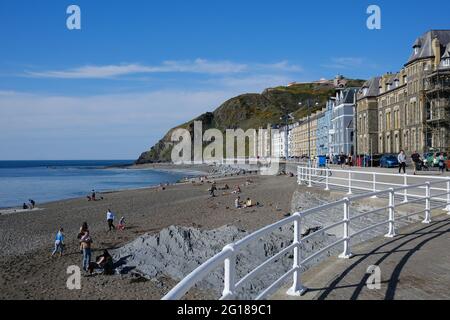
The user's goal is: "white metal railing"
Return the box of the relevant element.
[162,169,450,300]
[298,166,450,208]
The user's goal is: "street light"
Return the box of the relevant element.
[299,100,320,167]
[280,105,294,161]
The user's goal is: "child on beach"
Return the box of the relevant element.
[235,196,242,209]
[118,216,126,230]
[51,228,65,257]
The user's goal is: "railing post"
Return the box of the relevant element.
[339,198,353,259]
[385,188,396,238]
[222,245,236,299]
[422,182,432,224]
[308,166,312,188]
[371,172,377,198]
[287,213,307,296]
[403,175,408,203]
[347,170,352,195]
[325,168,330,191]
[446,181,450,213]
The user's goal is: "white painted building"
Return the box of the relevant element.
[271,127,287,158]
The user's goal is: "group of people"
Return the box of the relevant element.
[234,196,257,209]
[22,199,35,210]
[399,150,446,175]
[51,209,126,275]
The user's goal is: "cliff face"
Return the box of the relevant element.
[136,79,365,164]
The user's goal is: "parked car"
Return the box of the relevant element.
[380,154,399,168]
[361,154,382,167]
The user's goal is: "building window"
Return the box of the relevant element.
[444,59,450,67]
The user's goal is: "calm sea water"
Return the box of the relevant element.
[0,160,190,208]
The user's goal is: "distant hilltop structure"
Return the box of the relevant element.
[287,75,349,88]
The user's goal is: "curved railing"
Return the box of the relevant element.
[162,168,450,300]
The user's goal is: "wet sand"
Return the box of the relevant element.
[0,173,299,300]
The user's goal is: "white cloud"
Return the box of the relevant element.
[0,89,238,159]
[24,59,302,79]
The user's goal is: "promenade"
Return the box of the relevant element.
[275,213,450,300]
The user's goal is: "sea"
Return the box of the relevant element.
[0,160,194,209]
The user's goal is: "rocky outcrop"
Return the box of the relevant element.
[112,223,337,299]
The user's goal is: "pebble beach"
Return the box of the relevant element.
[0,164,300,300]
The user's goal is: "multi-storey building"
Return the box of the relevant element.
[356,30,450,155]
[271,126,287,158]
[257,124,272,158]
[289,111,323,158]
[356,77,381,156]
[330,88,358,156]
[316,100,334,156]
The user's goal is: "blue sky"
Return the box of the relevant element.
[1,0,449,160]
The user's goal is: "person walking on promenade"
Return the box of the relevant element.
[339,153,346,169]
[398,150,407,174]
[80,231,92,272]
[51,228,65,257]
[438,152,446,174]
[106,209,116,231]
[411,150,421,175]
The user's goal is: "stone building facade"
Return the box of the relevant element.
[356,30,450,155]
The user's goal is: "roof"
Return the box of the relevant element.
[439,43,450,70]
[336,88,358,105]
[357,76,381,100]
[406,30,450,66]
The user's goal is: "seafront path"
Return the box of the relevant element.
[272,163,450,300]
[272,212,450,299]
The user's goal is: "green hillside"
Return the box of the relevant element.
[136,79,365,163]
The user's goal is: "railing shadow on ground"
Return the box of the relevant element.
[304,217,450,300]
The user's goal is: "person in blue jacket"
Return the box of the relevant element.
[51,228,65,257]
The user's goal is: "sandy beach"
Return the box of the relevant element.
[0,169,299,300]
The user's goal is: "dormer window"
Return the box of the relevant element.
[394,79,399,87]
[444,58,450,67]
[387,84,391,91]
[362,88,368,96]
[413,38,422,55]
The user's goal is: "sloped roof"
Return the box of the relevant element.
[439,43,450,70]
[406,30,450,66]
[357,76,381,99]
[337,88,358,105]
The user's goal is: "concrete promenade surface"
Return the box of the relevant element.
[273,213,450,300]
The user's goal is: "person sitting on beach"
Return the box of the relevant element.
[235,196,242,209]
[51,228,65,257]
[22,203,28,210]
[80,231,93,272]
[29,199,36,209]
[118,216,126,230]
[244,198,255,208]
[232,185,241,194]
[88,250,114,275]
[106,209,116,231]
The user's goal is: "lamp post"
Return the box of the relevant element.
[280,106,293,161]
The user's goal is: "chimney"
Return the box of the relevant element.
[432,37,441,70]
